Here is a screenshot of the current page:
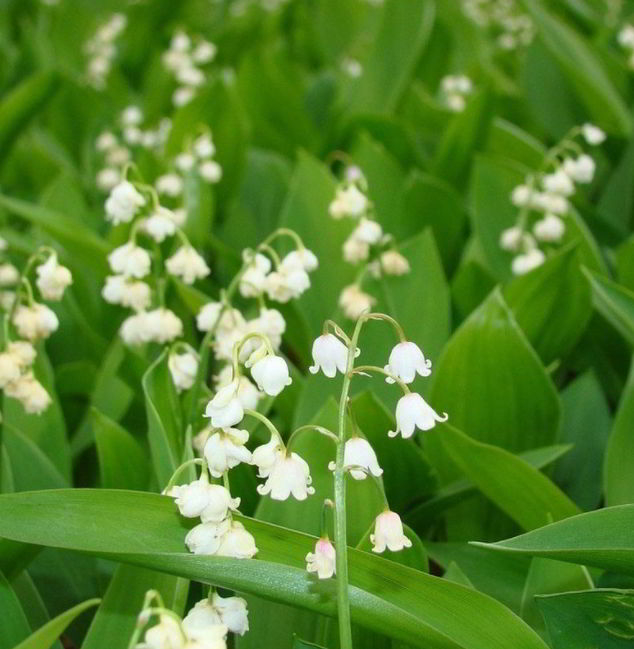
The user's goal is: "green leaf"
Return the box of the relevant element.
[0,489,550,649]
[0,572,30,649]
[292,638,327,649]
[604,359,634,507]
[0,71,60,165]
[93,408,150,490]
[13,598,100,649]
[584,269,634,348]
[521,0,632,135]
[474,505,634,575]
[536,589,634,648]
[434,424,580,531]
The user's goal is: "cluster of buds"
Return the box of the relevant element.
[500,123,606,275]
[0,242,72,414]
[166,131,222,188]
[328,163,410,320]
[95,106,172,192]
[618,24,634,69]
[162,31,217,107]
[440,75,473,112]
[101,172,210,381]
[462,0,534,50]
[84,13,127,89]
[131,589,248,649]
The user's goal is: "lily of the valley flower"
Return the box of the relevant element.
[370,510,412,553]
[104,180,146,225]
[143,614,186,649]
[203,427,253,478]
[562,154,595,184]
[533,214,565,243]
[281,248,318,272]
[581,123,606,145]
[329,184,369,219]
[102,275,151,311]
[511,248,546,275]
[166,246,210,285]
[215,520,258,559]
[264,265,310,303]
[329,437,383,481]
[239,253,271,298]
[119,308,183,345]
[210,593,249,636]
[185,518,231,555]
[389,392,448,438]
[4,371,51,414]
[384,341,431,384]
[0,342,35,389]
[108,241,152,278]
[305,538,336,579]
[215,365,262,410]
[339,284,376,320]
[249,355,291,396]
[35,254,72,301]
[12,303,59,341]
[196,301,224,332]
[251,435,283,478]
[380,250,410,275]
[205,379,244,428]
[309,333,351,378]
[256,451,315,501]
[168,350,199,392]
[143,208,177,242]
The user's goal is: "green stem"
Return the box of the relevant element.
[351,365,411,394]
[243,408,284,444]
[287,424,338,449]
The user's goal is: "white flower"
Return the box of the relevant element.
[143,208,177,242]
[581,123,606,145]
[343,236,369,263]
[389,392,448,438]
[172,208,187,227]
[204,427,252,478]
[446,93,466,112]
[250,355,291,396]
[96,168,120,191]
[7,341,36,367]
[13,303,59,341]
[173,86,196,107]
[166,246,210,285]
[199,161,222,183]
[351,217,383,244]
[239,253,271,298]
[35,254,72,301]
[0,349,23,388]
[384,341,431,384]
[175,153,196,172]
[144,614,186,649]
[123,126,143,146]
[250,308,286,349]
[120,311,150,345]
[169,477,213,518]
[0,263,19,286]
[182,599,222,640]
[210,593,249,635]
[102,275,151,311]
[256,451,315,501]
[177,65,205,87]
[108,241,152,278]
[380,250,410,275]
[193,134,216,159]
[105,146,130,167]
[146,308,183,343]
[329,185,369,219]
[251,435,283,478]
[511,184,532,207]
[168,351,198,392]
[533,214,565,242]
[618,24,634,48]
[171,31,191,52]
[192,40,217,64]
[542,169,574,196]
[121,105,143,126]
[156,173,184,197]
[305,538,336,579]
[95,131,117,151]
[215,520,258,559]
[104,181,146,225]
[264,267,310,303]
[196,301,223,332]
[0,237,7,251]
[205,379,244,428]
[370,510,412,553]
[309,334,350,378]
[533,192,568,215]
[511,248,546,275]
[338,284,375,320]
[280,248,318,272]
[499,226,524,252]
[5,371,51,414]
[341,57,363,77]
[185,518,231,555]
[330,437,383,480]
[562,154,595,184]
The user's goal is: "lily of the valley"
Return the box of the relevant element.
[389,392,448,438]
[249,355,291,396]
[168,350,198,392]
[371,510,412,553]
[166,246,210,285]
[203,427,253,478]
[384,341,431,383]
[105,180,146,225]
[329,437,383,481]
[305,538,336,579]
[13,303,59,341]
[168,479,239,521]
[256,451,315,501]
[205,379,244,428]
[35,254,72,301]
[108,241,152,278]
[309,333,350,378]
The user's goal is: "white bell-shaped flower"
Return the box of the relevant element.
[185,518,231,555]
[342,236,370,263]
[250,355,291,396]
[193,134,216,159]
[390,392,448,438]
[182,599,222,640]
[192,40,217,64]
[175,152,196,172]
[542,169,574,196]
[215,365,261,410]
[170,477,213,518]
[35,254,72,301]
[168,351,198,392]
[144,308,183,343]
[144,614,186,649]
[309,333,350,378]
[533,214,565,243]
[166,246,210,285]
[370,510,412,553]
[102,275,151,311]
[203,427,252,478]
[329,184,369,219]
[499,226,524,252]
[156,173,184,197]
[211,593,249,636]
[384,341,431,384]
[251,435,283,478]
[143,208,177,243]
[239,253,271,298]
[5,371,51,414]
[105,180,146,225]
[200,485,241,523]
[562,154,595,184]
[0,351,23,388]
[533,192,569,215]
[338,284,375,320]
[120,311,152,345]
[257,451,315,501]
[215,520,258,559]
[205,379,244,428]
[351,217,383,244]
[250,308,286,350]
[511,184,532,207]
[0,263,19,286]
[13,303,59,341]
[196,301,223,332]
[108,241,151,278]
[280,248,318,272]
[264,267,310,303]
[511,248,546,275]
[329,437,383,481]
[581,123,606,145]
[305,538,336,579]
[9,341,36,366]
[199,161,222,184]
[380,250,410,275]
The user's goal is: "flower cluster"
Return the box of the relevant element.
[0,243,72,414]
[500,123,606,275]
[618,24,634,69]
[132,589,248,649]
[328,165,410,319]
[95,107,172,192]
[168,132,223,187]
[462,0,534,50]
[84,13,127,89]
[440,75,473,112]
[162,31,217,107]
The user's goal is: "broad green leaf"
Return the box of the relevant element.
[598,137,634,234]
[434,424,580,531]
[604,359,634,507]
[0,71,59,165]
[521,0,632,135]
[475,505,634,575]
[143,350,183,489]
[13,598,100,649]
[485,119,545,168]
[584,269,634,348]
[182,173,214,250]
[0,490,550,649]
[93,408,150,490]
[503,246,592,364]
[0,572,30,649]
[537,589,634,648]
[346,0,435,114]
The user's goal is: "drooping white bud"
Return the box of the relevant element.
[256,451,315,501]
[305,538,336,579]
[511,248,546,275]
[35,254,72,301]
[309,333,350,378]
[533,214,565,243]
[12,303,59,341]
[384,341,431,384]
[581,123,606,145]
[249,355,292,396]
[370,510,412,553]
[203,427,252,478]
[143,208,177,243]
[168,350,199,392]
[204,379,244,428]
[380,250,410,275]
[338,284,375,320]
[329,437,383,481]
[104,181,146,225]
[108,242,152,278]
[165,246,210,285]
[5,371,51,414]
[389,392,448,438]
